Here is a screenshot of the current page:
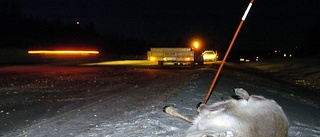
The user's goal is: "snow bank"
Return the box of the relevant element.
[239,57,320,92]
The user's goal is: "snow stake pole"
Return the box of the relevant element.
[203,0,254,104]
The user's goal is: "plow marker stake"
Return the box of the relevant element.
[203,0,254,104]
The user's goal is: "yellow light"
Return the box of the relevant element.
[28,50,99,55]
[193,41,200,49]
[149,56,157,61]
[190,37,204,50]
[184,57,191,61]
[240,58,245,62]
[203,54,216,60]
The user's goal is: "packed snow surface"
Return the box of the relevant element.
[0,58,319,137]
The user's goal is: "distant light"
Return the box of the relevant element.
[28,50,99,55]
[76,21,80,25]
[190,37,204,51]
[290,54,292,57]
[193,41,200,49]
[283,54,287,57]
[240,58,250,62]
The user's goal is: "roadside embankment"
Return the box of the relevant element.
[239,57,320,93]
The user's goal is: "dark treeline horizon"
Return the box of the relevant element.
[0,1,158,56]
[1,1,319,57]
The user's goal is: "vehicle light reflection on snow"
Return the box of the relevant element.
[83,60,158,66]
[82,60,216,66]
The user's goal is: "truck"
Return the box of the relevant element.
[147,47,203,67]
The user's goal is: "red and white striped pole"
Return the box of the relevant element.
[203,0,254,104]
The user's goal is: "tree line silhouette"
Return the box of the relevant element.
[0,1,157,56]
[1,1,318,57]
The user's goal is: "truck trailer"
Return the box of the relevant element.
[147,48,203,67]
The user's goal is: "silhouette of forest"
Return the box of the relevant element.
[0,1,319,57]
[0,1,157,56]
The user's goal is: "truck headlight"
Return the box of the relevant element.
[149,56,157,61]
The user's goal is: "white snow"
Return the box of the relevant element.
[240,57,320,91]
[1,58,320,137]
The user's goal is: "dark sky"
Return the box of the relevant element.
[18,0,320,51]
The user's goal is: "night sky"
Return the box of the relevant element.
[18,0,320,51]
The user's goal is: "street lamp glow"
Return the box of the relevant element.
[190,37,204,51]
[193,41,200,49]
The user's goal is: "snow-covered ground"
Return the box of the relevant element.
[1,58,320,137]
[240,57,320,92]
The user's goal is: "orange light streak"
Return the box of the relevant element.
[28,50,99,55]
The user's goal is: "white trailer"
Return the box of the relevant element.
[147,48,202,67]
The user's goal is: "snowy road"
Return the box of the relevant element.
[0,63,319,136]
